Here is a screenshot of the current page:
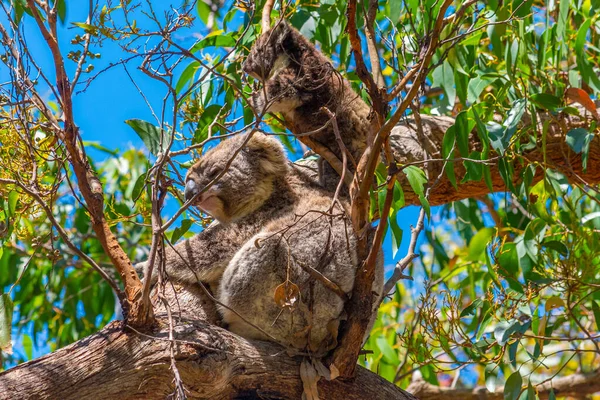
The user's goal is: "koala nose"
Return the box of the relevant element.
[184,180,198,202]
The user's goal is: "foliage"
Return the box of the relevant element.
[0,0,599,398]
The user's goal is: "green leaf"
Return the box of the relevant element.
[84,141,119,156]
[548,389,556,400]
[389,215,403,259]
[467,76,494,103]
[582,211,600,224]
[467,228,494,261]
[171,219,193,244]
[22,334,33,360]
[404,166,426,197]
[56,0,66,24]
[454,111,471,157]
[557,0,569,41]
[575,19,591,56]
[592,301,600,332]
[442,126,457,188]
[460,298,483,318]
[512,0,533,17]
[566,128,593,170]
[376,336,398,364]
[403,166,429,217]
[196,0,211,24]
[388,0,402,23]
[494,319,522,346]
[487,122,508,155]
[125,119,170,157]
[530,93,561,111]
[176,61,200,94]
[497,243,519,276]
[526,381,535,400]
[485,364,498,393]
[0,293,13,353]
[194,104,224,143]
[72,22,97,32]
[477,310,493,341]
[131,173,147,202]
[504,371,523,400]
[504,98,527,139]
[433,61,456,106]
[190,32,236,52]
[543,240,568,256]
[8,191,18,216]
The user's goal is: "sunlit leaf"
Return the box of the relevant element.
[125,119,171,157]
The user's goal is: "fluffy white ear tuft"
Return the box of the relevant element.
[246,132,288,176]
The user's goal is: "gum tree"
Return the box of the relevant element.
[0,0,599,399]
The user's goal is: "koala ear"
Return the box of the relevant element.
[245,132,287,176]
[270,19,291,47]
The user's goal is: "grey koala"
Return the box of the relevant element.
[138,132,383,354]
[243,20,373,164]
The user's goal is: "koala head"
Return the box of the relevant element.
[243,20,293,82]
[184,132,288,223]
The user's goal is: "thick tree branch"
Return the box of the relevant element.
[0,286,416,400]
[390,107,600,206]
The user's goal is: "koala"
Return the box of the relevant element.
[243,20,372,164]
[138,132,383,355]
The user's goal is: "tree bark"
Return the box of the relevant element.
[0,285,415,400]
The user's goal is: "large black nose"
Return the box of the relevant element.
[184,180,198,202]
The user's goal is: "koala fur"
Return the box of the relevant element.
[138,132,383,354]
[243,20,372,164]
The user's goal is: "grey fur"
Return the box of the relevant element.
[138,132,383,354]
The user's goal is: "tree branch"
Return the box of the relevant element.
[0,286,416,400]
[24,0,150,326]
[390,107,600,206]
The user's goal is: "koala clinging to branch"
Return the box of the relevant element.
[138,132,383,354]
[243,20,373,164]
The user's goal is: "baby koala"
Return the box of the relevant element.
[139,132,383,354]
[243,20,372,163]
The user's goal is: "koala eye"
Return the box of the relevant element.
[206,168,220,180]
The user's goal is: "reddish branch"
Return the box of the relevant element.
[333,0,454,378]
[25,0,150,326]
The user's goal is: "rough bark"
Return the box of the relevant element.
[0,286,415,400]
